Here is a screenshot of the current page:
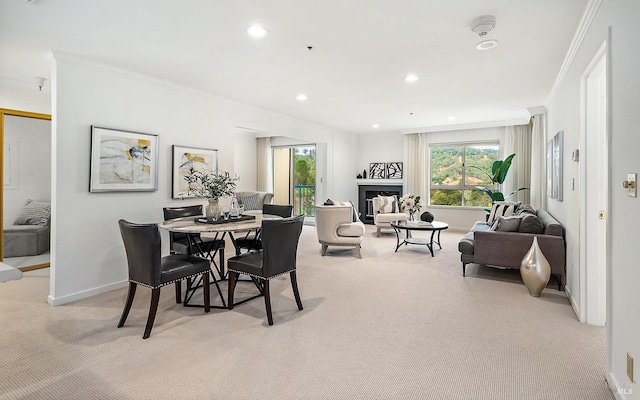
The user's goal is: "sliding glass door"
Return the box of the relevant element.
[272,145,316,217]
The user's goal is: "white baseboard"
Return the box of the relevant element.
[607,372,632,400]
[565,285,583,323]
[47,280,128,306]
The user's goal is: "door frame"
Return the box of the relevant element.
[578,40,609,326]
[0,108,52,267]
[271,144,318,218]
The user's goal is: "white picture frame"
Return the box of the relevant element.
[89,126,159,192]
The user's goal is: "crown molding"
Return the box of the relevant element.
[400,117,529,134]
[548,0,603,101]
[527,106,547,116]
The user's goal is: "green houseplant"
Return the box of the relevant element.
[184,169,239,221]
[470,153,528,203]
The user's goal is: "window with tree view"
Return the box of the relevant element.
[430,143,499,207]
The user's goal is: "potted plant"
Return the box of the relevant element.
[184,169,239,221]
[470,153,528,203]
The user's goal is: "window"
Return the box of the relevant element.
[430,143,499,207]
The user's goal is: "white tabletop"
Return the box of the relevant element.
[159,214,280,234]
[0,262,23,283]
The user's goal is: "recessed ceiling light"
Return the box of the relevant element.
[372,124,379,128]
[405,74,419,83]
[296,94,308,101]
[447,116,456,121]
[247,25,269,38]
[476,39,499,50]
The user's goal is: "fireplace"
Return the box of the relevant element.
[358,184,403,224]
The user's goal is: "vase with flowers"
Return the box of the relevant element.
[399,193,422,221]
[183,169,239,221]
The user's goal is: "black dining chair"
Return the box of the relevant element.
[233,204,294,255]
[163,205,225,297]
[117,219,211,339]
[227,214,304,325]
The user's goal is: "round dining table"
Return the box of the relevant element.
[159,212,281,308]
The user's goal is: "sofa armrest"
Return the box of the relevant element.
[474,231,565,277]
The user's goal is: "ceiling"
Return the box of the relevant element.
[0,0,588,134]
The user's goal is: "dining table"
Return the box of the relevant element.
[159,212,280,308]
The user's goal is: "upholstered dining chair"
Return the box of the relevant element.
[227,214,304,325]
[117,219,211,339]
[233,203,294,255]
[163,205,225,296]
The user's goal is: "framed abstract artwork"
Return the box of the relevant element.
[369,162,386,179]
[386,162,403,179]
[89,126,159,192]
[172,145,219,199]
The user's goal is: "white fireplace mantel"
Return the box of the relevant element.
[356,179,404,186]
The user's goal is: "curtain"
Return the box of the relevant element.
[529,114,547,210]
[404,133,428,202]
[256,137,272,192]
[503,124,532,204]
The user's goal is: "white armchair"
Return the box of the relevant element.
[315,203,365,258]
[372,196,407,236]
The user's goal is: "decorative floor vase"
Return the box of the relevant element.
[520,236,551,297]
[205,199,221,222]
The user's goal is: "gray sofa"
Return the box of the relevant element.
[458,208,566,290]
[3,199,51,258]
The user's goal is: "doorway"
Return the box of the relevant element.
[0,109,52,271]
[272,145,316,218]
[580,43,608,326]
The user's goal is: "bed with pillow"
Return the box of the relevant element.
[3,199,51,258]
[457,202,566,290]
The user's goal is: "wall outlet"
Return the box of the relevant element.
[628,353,634,382]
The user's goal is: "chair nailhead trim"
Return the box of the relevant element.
[130,270,209,289]
[226,269,295,280]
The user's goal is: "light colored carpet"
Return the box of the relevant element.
[0,225,613,400]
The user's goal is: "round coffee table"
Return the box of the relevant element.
[390,220,448,257]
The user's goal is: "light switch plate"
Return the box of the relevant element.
[627,173,637,197]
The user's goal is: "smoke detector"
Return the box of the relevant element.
[470,15,496,37]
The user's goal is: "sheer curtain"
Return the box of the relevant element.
[404,133,428,201]
[256,137,272,192]
[529,114,547,210]
[503,124,532,204]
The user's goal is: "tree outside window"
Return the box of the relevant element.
[430,143,499,207]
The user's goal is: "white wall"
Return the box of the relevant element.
[546,0,639,397]
[49,53,355,305]
[356,132,404,179]
[232,129,257,191]
[0,84,51,115]
[3,115,51,228]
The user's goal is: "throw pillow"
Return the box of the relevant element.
[14,199,51,226]
[518,214,545,234]
[515,204,536,216]
[237,194,260,210]
[487,201,519,225]
[490,215,521,232]
[323,199,334,205]
[377,195,398,213]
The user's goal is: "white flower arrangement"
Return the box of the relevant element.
[399,194,422,217]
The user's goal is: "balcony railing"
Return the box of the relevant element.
[294,185,315,217]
